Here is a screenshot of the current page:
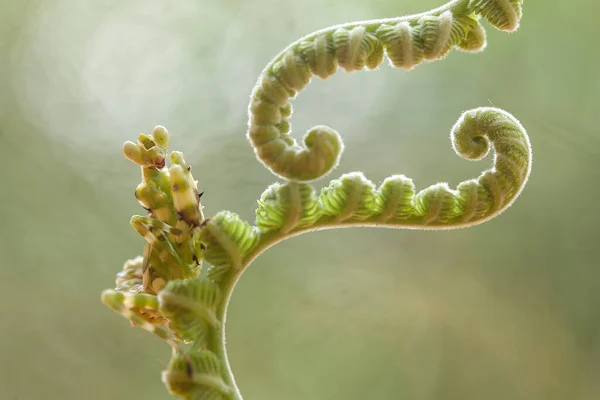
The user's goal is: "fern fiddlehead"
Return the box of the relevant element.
[248,0,524,182]
[101,1,530,399]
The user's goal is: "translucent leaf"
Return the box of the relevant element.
[255,182,321,233]
[319,172,377,222]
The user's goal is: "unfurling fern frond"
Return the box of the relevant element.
[250,107,529,232]
[246,1,520,182]
[102,1,531,399]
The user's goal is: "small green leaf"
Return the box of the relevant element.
[319,172,377,222]
[158,278,221,345]
[255,182,321,233]
[199,212,259,282]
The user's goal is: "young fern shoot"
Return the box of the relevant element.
[101,1,530,399]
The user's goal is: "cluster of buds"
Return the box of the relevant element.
[102,126,207,337]
[123,126,206,294]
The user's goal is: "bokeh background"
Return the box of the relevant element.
[1,0,599,399]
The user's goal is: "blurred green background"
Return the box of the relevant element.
[1,0,599,399]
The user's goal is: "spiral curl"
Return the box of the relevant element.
[253,107,531,231]
[247,1,523,182]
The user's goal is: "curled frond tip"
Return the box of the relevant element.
[246,0,525,182]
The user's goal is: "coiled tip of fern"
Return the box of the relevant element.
[250,124,344,182]
[452,112,491,161]
[451,106,531,210]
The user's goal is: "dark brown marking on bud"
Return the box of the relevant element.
[185,358,193,378]
[200,218,211,228]
[170,226,184,236]
[176,211,199,227]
